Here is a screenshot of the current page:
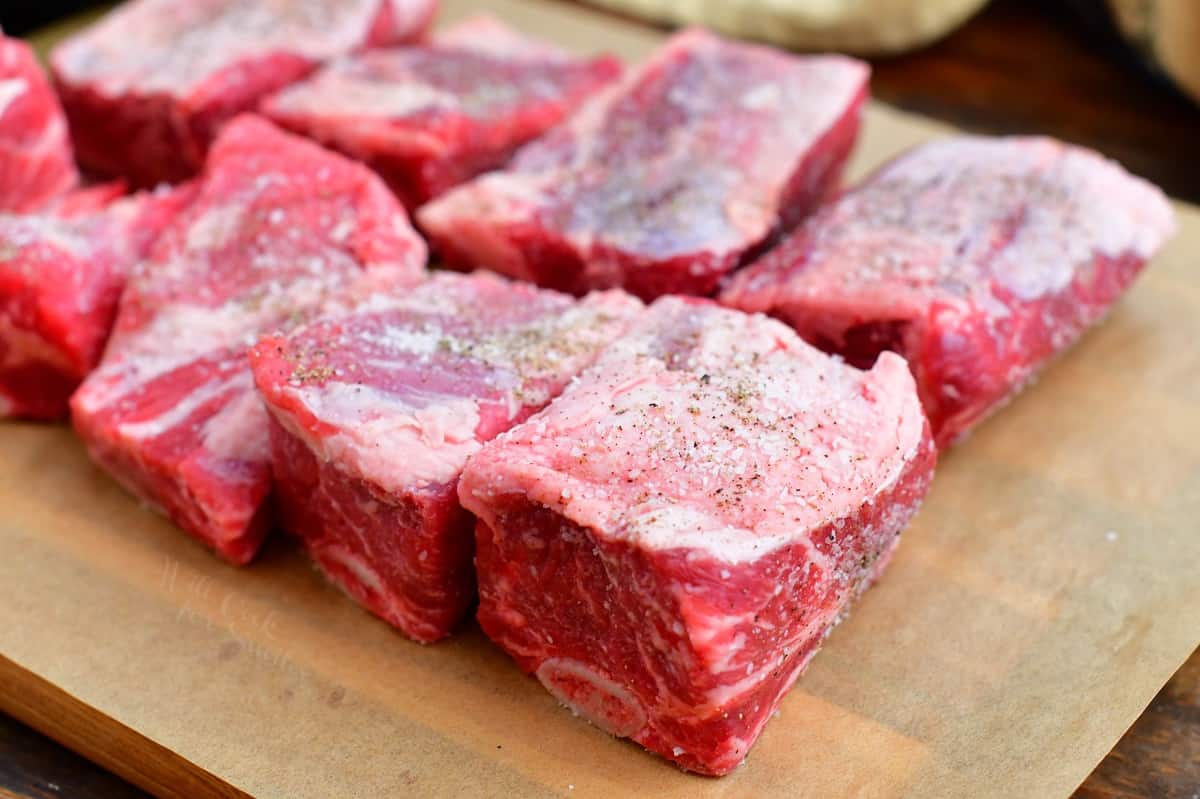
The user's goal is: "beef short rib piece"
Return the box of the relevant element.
[50,0,438,187]
[0,185,192,420]
[418,28,868,300]
[262,15,622,210]
[459,297,935,774]
[721,136,1177,447]
[251,272,640,641]
[71,116,426,565]
[0,33,78,212]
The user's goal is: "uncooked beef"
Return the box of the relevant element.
[0,185,191,420]
[721,136,1177,447]
[71,116,426,565]
[50,0,438,187]
[262,15,622,210]
[418,28,868,300]
[459,297,935,774]
[251,272,640,641]
[0,33,77,212]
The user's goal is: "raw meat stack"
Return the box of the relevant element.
[263,15,623,209]
[419,28,869,299]
[71,116,426,564]
[50,0,438,186]
[0,29,184,420]
[0,1,1179,779]
[251,272,641,641]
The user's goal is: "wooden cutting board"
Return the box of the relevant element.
[5,2,1199,797]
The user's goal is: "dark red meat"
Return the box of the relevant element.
[71,116,426,565]
[459,297,935,774]
[251,272,640,640]
[418,28,868,300]
[0,184,192,420]
[721,136,1177,447]
[262,15,622,210]
[50,0,438,187]
[0,33,78,212]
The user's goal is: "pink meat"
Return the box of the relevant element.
[43,181,130,217]
[71,116,426,565]
[459,297,935,775]
[418,28,868,300]
[262,15,622,210]
[250,272,640,641]
[0,184,192,420]
[50,0,438,187]
[721,136,1177,447]
[0,34,78,212]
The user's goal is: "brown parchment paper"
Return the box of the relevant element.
[5,2,1199,797]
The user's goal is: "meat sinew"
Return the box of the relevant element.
[459,297,935,775]
[721,135,1177,447]
[262,15,622,210]
[71,116,426,565]
[0,33,78,212]
[0,185,192,420]
[50,0,438,187]
[251,271,641,641]
[418,28,868,300]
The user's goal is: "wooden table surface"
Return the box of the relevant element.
[1,1,1197,797]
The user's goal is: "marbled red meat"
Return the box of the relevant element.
[251,272,640,641]
[0,33,78,212]
[0,184,192,420]
[50,0,438,187]
[459,297,935,774]
[71,116,426,565]
[418,28,868,300]
[262,15,622,210]
[721,136,1177,446]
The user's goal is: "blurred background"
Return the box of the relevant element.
[3,0,105,34]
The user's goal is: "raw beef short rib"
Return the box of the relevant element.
[0,185,191,419]
[459,297,935,774]
[0,33,78,212]
[251,272,640,641]
[721,136,1177,446]
[418,28,868,300]
[71,115,426,565]
[263,15,622,210]
[50,0,438,187]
